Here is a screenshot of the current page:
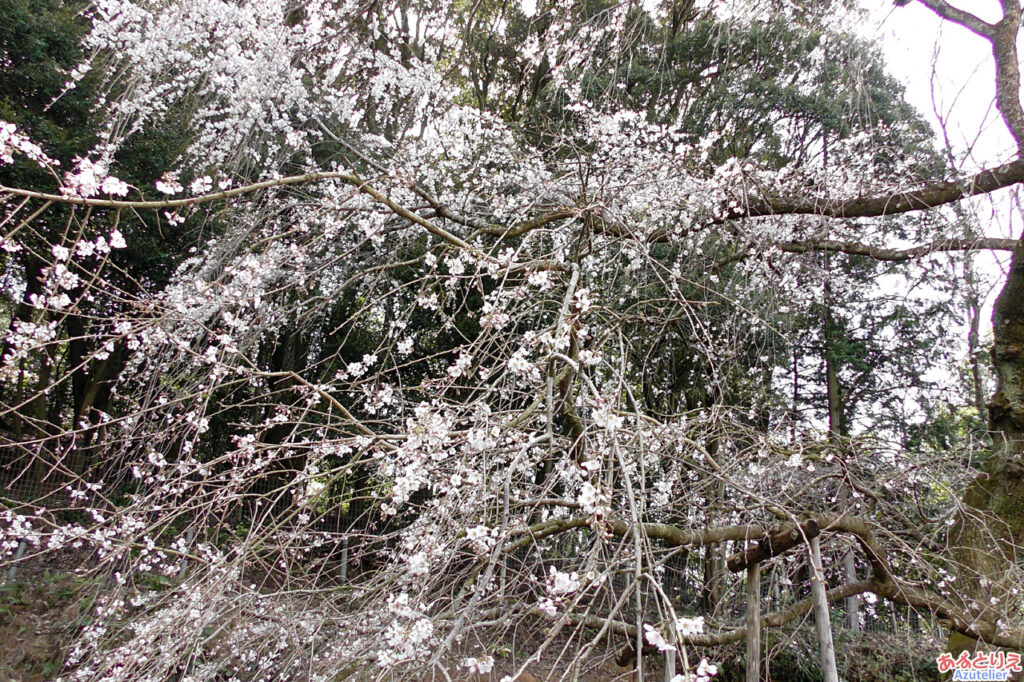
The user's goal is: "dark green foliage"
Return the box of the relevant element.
[0,0,96,178]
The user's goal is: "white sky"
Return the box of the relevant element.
[859,0,1011,165]
[858,0,1017,335]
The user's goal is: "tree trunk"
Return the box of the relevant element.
[824,254,859,629]
[2,255,46,444]
[965,250,987,415]
[948,240,1024,654]
[701,477,726,614]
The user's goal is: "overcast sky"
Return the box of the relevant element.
[859,0,1012,168]
[859,0,1016,329]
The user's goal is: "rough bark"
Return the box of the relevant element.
[948,239,1024,654]
[777,236,1017,261]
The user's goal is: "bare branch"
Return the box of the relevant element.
[909,0,1024,149]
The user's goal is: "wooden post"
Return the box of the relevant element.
[4,539,27,585]
[177,527,195,580]
[843,548,859,630]
[630,569,642,682]
[745,562,760,682]
[837,490,859,631]
[809,537,839,682]
[340,536,349,583]
[663,649,676,682]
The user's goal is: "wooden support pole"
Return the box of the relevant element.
[838,489,860,630]
[177,527,195,580]
[663,649,676,682]
[340,536,349,583]
[843,548,859,630]
[809,537,839,682]
[4,539,27,585]
[745,562,761,682]
[630,570,642,682]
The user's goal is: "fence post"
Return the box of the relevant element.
[843,547,859,630]
[631,569,642,682]
[4,539,27,586]
[340,536,349,583]
[745,562,760,682]
[177,527,195,580]
[663,648,676,682]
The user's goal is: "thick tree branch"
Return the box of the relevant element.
[517,579,875,648]
[875,580,1024,650]
[515,573,1024,650]
[1,173,488,261]
[712,236,1016,271]
[2,173,352,209]
[912,0,995,38]
[316,119,580,238]
[736,158,1024,219]
[603,518,770,548]
[9,160,1019,268]
[517,513,882,568]
[909,0,1024,150]
[507,513,1024,650]
[777,236,1018,260]
[467,208,578,238]
[514,513,891,581]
